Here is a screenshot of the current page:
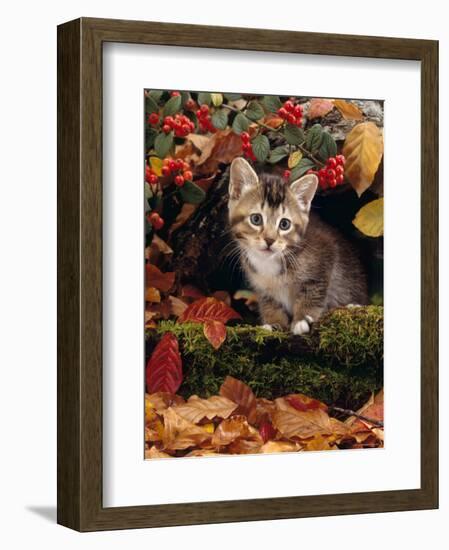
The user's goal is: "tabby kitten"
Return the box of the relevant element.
[228,157,368,335]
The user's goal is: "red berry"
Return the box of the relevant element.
[319,176,327,189]
[326,157,337,168]
[185,99,195,110]
[328,177,337,188]
[326,168,336,179]
[200,104,209,114]
[241,131,250,143]
[335,165,344,175]
[162,124,171,134]
[183,170,193,181]
[162,166,170,177]
[284,100,294,112]
[242,141,251,151]
[277,107,288,119]
[336,174,344,185]
[287,113,296,124]
[318,168,327,179]
[168,160,177,171]
[181,123,190,135]
[148,212,164,230]
[293,105,303,117]
[170,91,181,97]
[295,117,303,127]
[148,112,159,125]
[149,174,158,185]
[196,109,203,119]
[283,170,291,181]
[174,175,185,186]
[175,159,184,170]
[336,154,346,165]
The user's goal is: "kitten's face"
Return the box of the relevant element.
[228,158,318,266]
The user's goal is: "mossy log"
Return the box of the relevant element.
[146,306,383,409]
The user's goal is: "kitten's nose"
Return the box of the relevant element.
[264,238,275,248]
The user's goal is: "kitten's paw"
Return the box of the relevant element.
[291,319,311,335]
[346,303,361,309]
[261,324,274,332]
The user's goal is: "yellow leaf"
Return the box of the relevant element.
[211,93,223,107]
[353,198,384,237]
[334,99,363,120]
[288,150,302,169]
[145,286,161,303]
[342,122,383,196]
[203,423,215,434]
[149,156,163,176]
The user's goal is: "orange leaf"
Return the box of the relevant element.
[334,99,363,120]
[285,394,328,413]
[195,129,243,175]
[261,114,284,129]
[308,98,334,119]
[203,320,227,349]
[219,376,257,424]
[146,333,183,394]
[146,263,175,292]
[178,297,241,324]
[272,407,332,440]
[161,407,211,451]
[145,286,161,303]
[211,415,252,446]
[174,395,238,424]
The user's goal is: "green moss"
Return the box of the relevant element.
[147,306,383,408]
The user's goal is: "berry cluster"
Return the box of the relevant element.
[240,132,256,161]
[196,104,216,133]
[283,169,291,182]
[162,113,195,137]
[277,100,303,127]
[308,154,346,189]
[161,157,192,187]
[147,212,164,230]
[145,164,159,186]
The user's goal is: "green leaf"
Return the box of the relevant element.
[145,128,158,150]
[179,180,206,204]
[245,100,264,121]
[263,95,282,113]
[318,132,338,161]
[197,92,212,106]
[211,93,223,107]
[232,113,250,135]
[305,124,324,152]
[145,95,159,114]
[224,93,242,101]
[180,91,191,106]
[268,145,289,164]
[211,109,229,130]
[148,90,163,102]
[289,158,315,181]
[154,131,174,157]
[283,124,305,145]
[251,134,270,162]
[163,95,182,117]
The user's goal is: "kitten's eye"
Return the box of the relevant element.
[279,218,291,231]
[249,213,263,226]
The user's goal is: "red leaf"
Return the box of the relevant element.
[203,320,227,349]
[285,394,328,413]
[219,376,257,424]
[178,297,241,324]
[259,420,277,443]
[146,333,183,394]
[146,263,175,292]
[308,98,334,119]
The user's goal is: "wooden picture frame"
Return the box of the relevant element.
[57,17,438,532]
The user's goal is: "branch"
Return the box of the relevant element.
[330,406,384,428]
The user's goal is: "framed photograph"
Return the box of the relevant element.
[57,17,438,531]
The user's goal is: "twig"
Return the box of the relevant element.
[330,406,384,428]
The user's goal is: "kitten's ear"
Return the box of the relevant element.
[290,174,318,212]
[229,157,259,199]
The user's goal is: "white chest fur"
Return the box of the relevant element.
[246,252,293,314]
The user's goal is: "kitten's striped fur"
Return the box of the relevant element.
[228,158,368,334]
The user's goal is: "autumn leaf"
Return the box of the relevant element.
[259,420,277,443]
[211,415,251,446]
[147,234,173,266]
[203,320,227,349]
[260,440,302,453]
[178,297,241,324]
[219,376,257,424]
[261,113,284,129]
[174,395,238,424]
[181,284,205,300]
[146,332,183,394]
[194,129,243,175]
[167,295,188,317]
[146,263,175,292]
[334,99,364,120]
[342,122,383,196]
[161,407,211,451]
[145,447,172,459]
[149,156,163,176]
[211,290,231,306]
[346,390,384,432]
[146,391,185,414]
[288,150,303,169]
[145,287,161,303]
[308,98,334,119]
[285,394,328,413]
[272,407,332,440]
[353,198,384,237]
